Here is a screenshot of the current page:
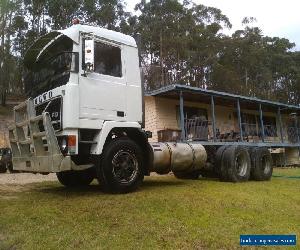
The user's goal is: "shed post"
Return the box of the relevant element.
[179,91,186,141]
[211,96,217,141]
[259,103,265,142]
[237,99,243,141]
[277,107,284,143]
[295,114,300,144]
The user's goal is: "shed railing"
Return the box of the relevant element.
[185,118,210,141]
[183,119,300,144]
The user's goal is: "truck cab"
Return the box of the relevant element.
[9,24,150,192]
[24,23,143,147]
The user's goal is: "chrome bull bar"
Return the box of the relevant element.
[8,99,73,173]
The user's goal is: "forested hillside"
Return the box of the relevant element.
[0,0,300,106]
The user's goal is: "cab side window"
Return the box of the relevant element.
[94,41,122,77]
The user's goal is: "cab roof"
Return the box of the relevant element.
[24,24,136,66]
[57,24,137,47]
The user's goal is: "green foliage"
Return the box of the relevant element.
[133,1,300,105]
[134,0,232,90]
[0,0,300,105]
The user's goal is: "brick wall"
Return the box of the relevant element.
[145,96,212,141]
[144,96,158,142]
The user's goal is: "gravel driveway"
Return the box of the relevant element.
[0,173,57,185]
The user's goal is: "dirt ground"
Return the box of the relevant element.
[0,173,57,185]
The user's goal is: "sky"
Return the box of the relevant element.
[125,0,300,50]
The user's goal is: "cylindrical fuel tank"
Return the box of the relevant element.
[149,142,207,174]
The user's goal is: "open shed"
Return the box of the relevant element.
[145,84,300,165]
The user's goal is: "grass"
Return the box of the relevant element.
[0,168,299,250]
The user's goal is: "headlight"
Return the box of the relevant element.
[58,136,68,155]
[61,137,67,151]
[57,135,76,155]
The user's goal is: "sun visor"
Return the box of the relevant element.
[24,32,61,66]
[24,27,79,67]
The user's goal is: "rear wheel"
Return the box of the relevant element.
[56,168,95,187]
[215,145,228,180]
[250,147,273,181]
[97,138,144,193]
[223,146,251,182]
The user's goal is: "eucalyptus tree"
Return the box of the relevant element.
[134,0,231,90]
[0,0,24,105]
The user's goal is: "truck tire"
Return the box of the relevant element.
[215,145,228,180]
[223,146,251,182]
[56,168,95,187]
[173,170,200,179]
[250,147,273,181]
[97,138,144,193]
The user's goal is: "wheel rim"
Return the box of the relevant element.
[262,155,271,175]
[235,153,248,176]
[112,150,138,184]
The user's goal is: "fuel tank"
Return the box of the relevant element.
[149,142,207,174]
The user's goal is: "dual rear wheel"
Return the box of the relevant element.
[250,147,273,180]
[215,145,273,182]
[172,145,273,182]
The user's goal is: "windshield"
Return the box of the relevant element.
[24,35,76,97]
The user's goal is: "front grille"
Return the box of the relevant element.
[35,97,62,131]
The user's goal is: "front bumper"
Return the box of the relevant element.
[8,99,73,173]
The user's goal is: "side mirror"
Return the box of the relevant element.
[84,39,94,72]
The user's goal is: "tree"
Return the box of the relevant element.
[0,0,300,106]
[0,0,23,105]
[134,0,231,90]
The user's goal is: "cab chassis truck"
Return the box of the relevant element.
[8,24,300,192]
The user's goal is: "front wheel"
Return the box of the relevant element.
[97,138,144,193]
[56,168,95,187]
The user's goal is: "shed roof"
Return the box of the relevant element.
[146,84,300,113]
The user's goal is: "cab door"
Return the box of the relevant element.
[79,37,127,122]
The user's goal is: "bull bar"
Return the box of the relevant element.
[8,99,74,173]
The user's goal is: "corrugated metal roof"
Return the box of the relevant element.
[146,84,300,110]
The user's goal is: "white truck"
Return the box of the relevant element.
[9,23,278,193]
